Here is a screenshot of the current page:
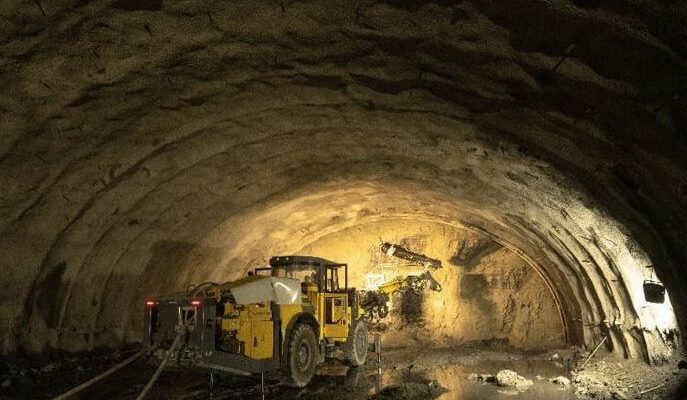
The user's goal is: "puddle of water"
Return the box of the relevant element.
[122,352,582,400]
[377,358,578,400]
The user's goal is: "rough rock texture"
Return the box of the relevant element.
[550,375,571,386]
[300,221,565,349]
[573,357,687,400]
[495,369,533,391]
[573,370,629,400]
[0,0,685,362]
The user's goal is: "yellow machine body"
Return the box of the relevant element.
[220,303,275,360]
[206,260,438,365]
[145,249,441,387]
[217,282,353,362]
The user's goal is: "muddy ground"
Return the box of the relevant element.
[1,345,686,400]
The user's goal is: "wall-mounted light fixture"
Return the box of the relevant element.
[643,265,665,304]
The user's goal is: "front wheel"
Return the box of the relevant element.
[344,319,368,366]
[286,323,318,387]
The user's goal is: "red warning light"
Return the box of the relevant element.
[190,299,202,307]
[145,300,156,307]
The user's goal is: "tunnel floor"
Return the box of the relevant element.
[3,346,686,400]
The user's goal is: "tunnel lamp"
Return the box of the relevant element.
[643,281,665,304]
[190,299,203,307]
[642,265,666,304]
[144,299,157,307]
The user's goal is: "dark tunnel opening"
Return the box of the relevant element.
[1,1,687,399]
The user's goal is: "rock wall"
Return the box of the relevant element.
[0,0,684,361]
[299,220,565,349]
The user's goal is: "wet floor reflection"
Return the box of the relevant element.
[418,360,576,400]
[117,349,582,400]
[270,352,580,400]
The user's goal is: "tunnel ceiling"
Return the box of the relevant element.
[0,0,686,361]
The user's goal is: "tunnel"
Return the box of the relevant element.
[1,1,686,399]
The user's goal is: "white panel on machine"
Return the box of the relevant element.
[230,276,302,305]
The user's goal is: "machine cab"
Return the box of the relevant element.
[256,256,351,341]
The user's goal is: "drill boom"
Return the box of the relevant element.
[360,243,443,319]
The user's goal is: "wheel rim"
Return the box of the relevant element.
[297,342,310,369]
[356,331,366,356]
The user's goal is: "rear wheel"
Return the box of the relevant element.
[286,323,318,387]
[344,319,368,366]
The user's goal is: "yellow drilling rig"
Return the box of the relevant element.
[143,243,442,387]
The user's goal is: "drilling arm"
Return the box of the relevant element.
[360,242,443,319]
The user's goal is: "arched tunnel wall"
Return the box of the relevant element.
[0,0,685,365]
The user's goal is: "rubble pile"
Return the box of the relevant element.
[572,371,629,400]
[570,356,687,400]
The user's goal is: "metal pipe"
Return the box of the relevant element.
[579,335,607,369]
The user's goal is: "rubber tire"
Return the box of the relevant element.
[344,319,368,367]
[286,323,318,387]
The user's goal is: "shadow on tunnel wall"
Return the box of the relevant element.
[459,273,495,316]
[133,240,198,308]
[24,261,68,332]
[140,240,197,295]
[124,240,230,344]
[450,237,502,271]
[24,241,204,352]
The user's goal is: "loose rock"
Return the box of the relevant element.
[495,370,533,391]
[467,372,496,382]
[40,363,57,373]
[611,390,628,400]
[550,376,570,386]
[573,371,614,399]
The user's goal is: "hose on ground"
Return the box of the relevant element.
[50,350,144,400]
[134,332,183,400]
[50,331,183,400]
